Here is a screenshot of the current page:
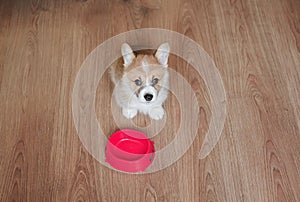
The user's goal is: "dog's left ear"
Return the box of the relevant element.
[155,43,170,67]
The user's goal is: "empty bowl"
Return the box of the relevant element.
[105,129,155,172]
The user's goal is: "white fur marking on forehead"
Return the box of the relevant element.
[142,57,149,74]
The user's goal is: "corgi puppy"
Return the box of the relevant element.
[110,43,170,120]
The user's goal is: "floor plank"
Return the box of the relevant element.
[0,0,299,201]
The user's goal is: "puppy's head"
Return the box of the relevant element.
[121,43,170,103]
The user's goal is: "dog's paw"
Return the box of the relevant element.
[122,108,137,119]
[149,106,165,120]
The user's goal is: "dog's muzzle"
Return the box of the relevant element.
[138,86,157,103]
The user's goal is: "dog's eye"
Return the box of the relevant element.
[152,78,159,85]
[134,79,142,86]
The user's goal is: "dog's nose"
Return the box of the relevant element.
[144,94,153,101]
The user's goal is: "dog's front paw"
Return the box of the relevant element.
[122,108,137,119]
[149,106,165,120]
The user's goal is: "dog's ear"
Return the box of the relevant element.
[155,43,170,67]
[121,43,135,68]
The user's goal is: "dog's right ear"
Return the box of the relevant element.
[121,43,135,68]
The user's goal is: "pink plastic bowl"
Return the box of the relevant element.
[105,129,155,172]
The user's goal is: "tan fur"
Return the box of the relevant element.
[109,58,124,84]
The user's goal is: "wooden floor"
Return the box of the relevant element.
[1,0,300,201]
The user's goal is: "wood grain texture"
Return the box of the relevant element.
[0,0,300,201]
